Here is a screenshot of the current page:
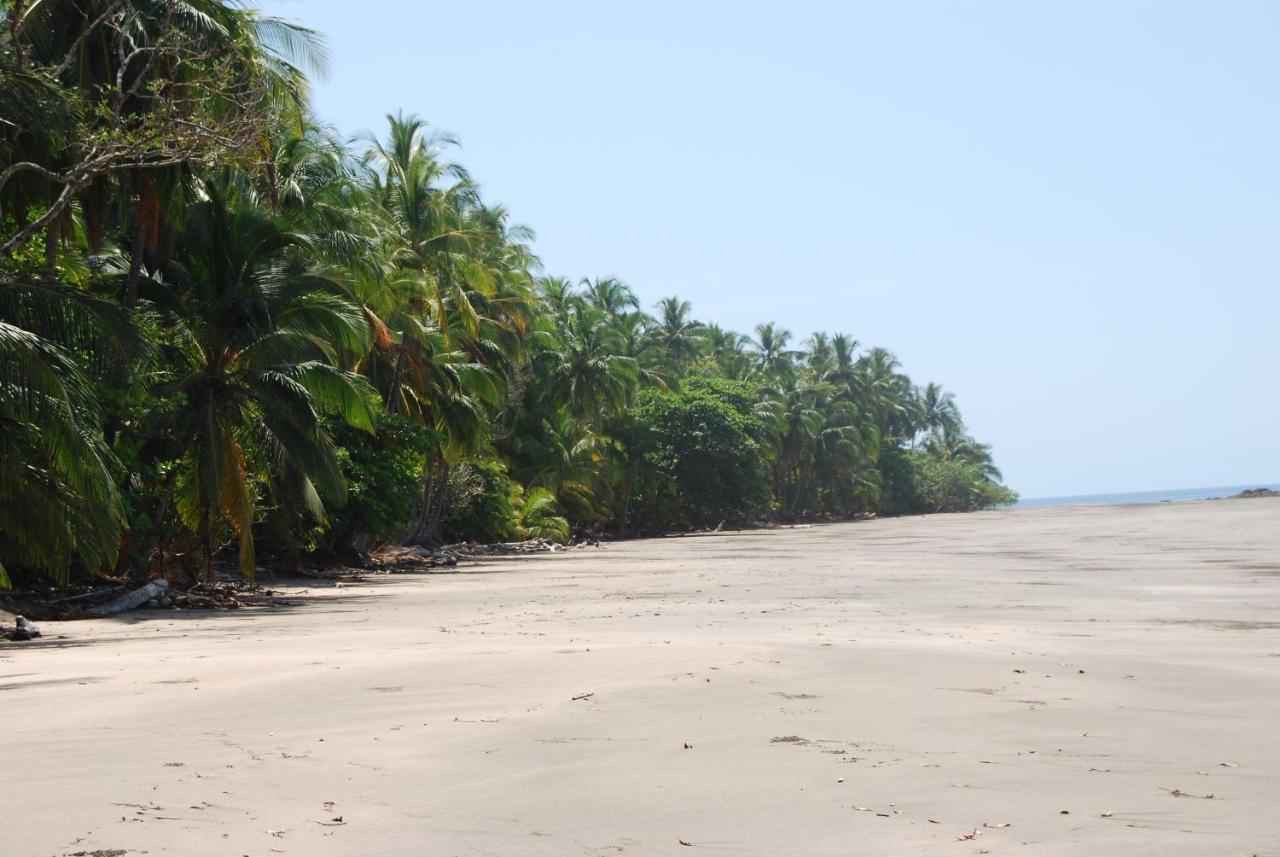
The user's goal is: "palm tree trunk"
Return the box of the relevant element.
[402,450,449,546]
[385,333,409,414]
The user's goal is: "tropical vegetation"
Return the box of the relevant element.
[0,1,1014,589]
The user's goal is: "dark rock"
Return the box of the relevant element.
[1232,488,1280,499]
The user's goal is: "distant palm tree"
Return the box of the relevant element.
[583,277,639,316]
[537,305,639,426]
[924,426,1003,481]
[805,332,834,380]
[648,296,704,370]
[750,321,796,380]
[915,382,961,441]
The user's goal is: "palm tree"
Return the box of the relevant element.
[583,277,639,316]
[0,282,130,586]
[750,321,796,380]
[648,296,704,372]
[535,303,638,425]
[915,382,961,442]
[805,332,834,380]
[145,177,376,579]
[924,426,1003,481]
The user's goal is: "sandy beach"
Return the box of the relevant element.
[4,498,1279,857]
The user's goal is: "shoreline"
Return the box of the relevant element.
[4,497,1278,856]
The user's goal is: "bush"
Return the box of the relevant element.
[623,380,772,530]
[323,414,434,552]
[440,458,519,544]
[886,450,1017,514]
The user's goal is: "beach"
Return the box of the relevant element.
[4,497,1279,857]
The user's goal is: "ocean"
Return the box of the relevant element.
[1014,483,1280,509]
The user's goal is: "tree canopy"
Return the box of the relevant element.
[0,1,1014,588]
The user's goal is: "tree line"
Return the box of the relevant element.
[0,1,1015,589]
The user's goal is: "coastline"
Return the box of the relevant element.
[1014,482,1280,509]
[4,497,1278,856]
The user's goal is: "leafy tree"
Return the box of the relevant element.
[624,380,771,529]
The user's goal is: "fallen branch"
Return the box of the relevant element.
[88,579,168,616]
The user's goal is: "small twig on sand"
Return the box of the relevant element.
[1161,787,1215,799]
[571,692,594,701]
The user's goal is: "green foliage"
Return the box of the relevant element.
[511,486,570,543]
[0,3,1015,587]
[326,414,434,549]
[624,380,772,530]
[0,317,123,587]
[440,459,519,544]
[889,451,1018,514]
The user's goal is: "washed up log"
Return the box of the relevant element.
[88,579,169,616]
[411,547,461,564]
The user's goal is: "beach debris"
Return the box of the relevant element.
[684,742,693,749]
[3,615,42,640]
[311,817,346,826]
[88,580,169,616]
[571,692,594,701]
[678,840,693,846]
[371,537,598,572]
[1161,787,1214,799]
[1101,811,1113,817]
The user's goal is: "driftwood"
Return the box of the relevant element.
[88,579,169,616]
[2,616,44,641]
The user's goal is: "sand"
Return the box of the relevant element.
[4,498,1279,857]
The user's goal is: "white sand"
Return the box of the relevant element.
[4,498,1279,856]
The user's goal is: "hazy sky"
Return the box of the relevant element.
[264,0,1278,498]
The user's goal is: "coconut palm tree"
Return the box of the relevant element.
[535,303,638,425]
[750,321,797,380]
[143,176,376,579]
[583,277,639,317]
[647,296,704,373]
[0,282,131,586]
[915,381,961,442]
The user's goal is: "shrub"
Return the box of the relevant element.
[889,450,1017,514]
[623,380,772,530]
[323,414,434,553]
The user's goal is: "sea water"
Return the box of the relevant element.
[1015,483,1280,509]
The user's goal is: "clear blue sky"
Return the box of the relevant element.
[265,0,1279,499]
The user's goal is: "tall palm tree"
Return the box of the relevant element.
[915,381,961,441]
[583,277,639,316]
[647,296,704,372]
[145,177,376,579]
[535,303,638,426]
[750,321,796,380]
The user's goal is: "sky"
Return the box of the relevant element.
[263,0,1279,499]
